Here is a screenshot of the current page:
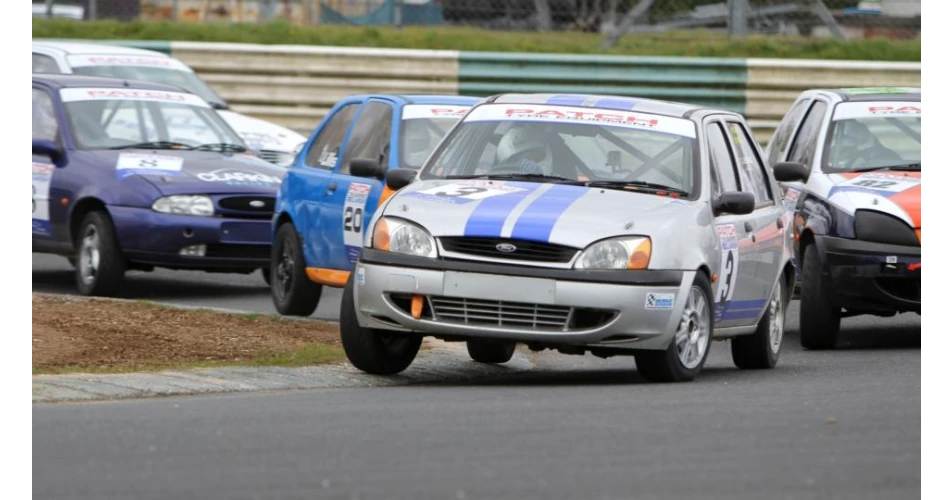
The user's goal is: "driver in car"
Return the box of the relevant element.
[495,125,558,176]
[832,119,903,169]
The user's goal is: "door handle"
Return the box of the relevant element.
[776,217,784,230]
[744,221,753,233]
[327,182,337,193]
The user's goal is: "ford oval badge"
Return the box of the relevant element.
[249,200,266,208]
[495,243,517,253]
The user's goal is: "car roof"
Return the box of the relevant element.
[32,40,169,58]
[815,87,921,103]
[32,73,190,93]
[345,94,481,106]
[484,93,719,119]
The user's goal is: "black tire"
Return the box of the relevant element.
[635,273,714,383]
[74,211,125,297]
[466,339,516,364]
[260,267,271,286]
[270,223,322,316]
[799,243,841,350]
[731,273,787,369]
[340,274,422,375]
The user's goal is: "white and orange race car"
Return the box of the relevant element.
[765,87,920,349]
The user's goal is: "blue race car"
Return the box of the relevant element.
[270,94,479,316]
[32,74,288,296]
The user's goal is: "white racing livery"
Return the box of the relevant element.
[32,41,307,167]
[765,88,920,350]
[339,93,807,383]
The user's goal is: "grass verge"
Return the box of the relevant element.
[33,19,920,61]
[32,293,346,375]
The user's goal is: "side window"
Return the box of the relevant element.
[32,88,58,142]
[786,101,828,167]
[726,122,772,204]
[305,103,360,170]
[32,53,61,74]
[706,123,739,195]
[767,98,810,166]
[339,101,394,175]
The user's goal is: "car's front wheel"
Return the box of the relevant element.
[634,273,714,383]
[731,273,787,369]
[270,223,322,316]
[466,339,516,364]
[340,274,422,375]
[799,243,841,349]
[74,211,126,297]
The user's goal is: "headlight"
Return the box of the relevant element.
[151,195,215,216]
[372,217,437,258]
[853,210,919,246]
[574,237,652,270]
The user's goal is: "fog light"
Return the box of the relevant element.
[179,244,206,256]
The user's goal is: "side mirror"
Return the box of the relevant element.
[32,138,64,165]
[772,161,810,183]
[385,168,418,191]
[349,158,386,181]
[713,192,756,216]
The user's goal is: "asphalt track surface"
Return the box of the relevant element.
[33,253,921,499]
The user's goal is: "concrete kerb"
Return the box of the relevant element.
[31,294,539,403]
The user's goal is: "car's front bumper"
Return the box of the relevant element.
[819,236,920,314]
[351,249,694,351]
[109,206,271,271]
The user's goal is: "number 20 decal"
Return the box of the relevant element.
[344,206,363,233]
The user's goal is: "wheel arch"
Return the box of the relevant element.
[69,197,109,246]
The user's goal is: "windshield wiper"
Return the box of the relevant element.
[445,173,583,184]
[585,180,690,197]
[851,163,920,172]
[109,141,193,150]
[192,143,248,153]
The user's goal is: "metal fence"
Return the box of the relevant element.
[34,1,921,40]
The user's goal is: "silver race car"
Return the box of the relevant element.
[339,94,807,382]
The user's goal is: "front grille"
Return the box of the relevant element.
[430,296,572,329]
[439,237,578,263]
[205,244,270,260]
[258,149,291,166]
[217,195,276,219]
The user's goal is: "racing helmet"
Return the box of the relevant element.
[495,124,553,173]
[838,119,877,150]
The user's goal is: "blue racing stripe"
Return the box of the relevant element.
[594,97,637,111]
[544,95,588,107]
[510,184,588,242]
[463,186,537,238]
[715,299,767,322]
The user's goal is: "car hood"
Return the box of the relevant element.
[823,170,921,229]
[216,110,307,153]
[88,149,286,195]
[381,179,701,249]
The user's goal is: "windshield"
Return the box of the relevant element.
[67,54,227,109]
[824,101,920,173]
[59,87,245,151]
[399,105,471,169]
[419,103,699,196]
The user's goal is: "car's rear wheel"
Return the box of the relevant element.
[799,243,841,349]
[731,273,787,369]
[635,273,713,383]
[340,274,421,375]
[74,211,125,297]
[466,339,516,364]
[270,223,322,316]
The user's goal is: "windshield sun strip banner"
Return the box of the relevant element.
[59,87,211,108]
[401,105,472,120]
[832,101,920,121]
[66,54,193,72]
[462,104,697,138]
